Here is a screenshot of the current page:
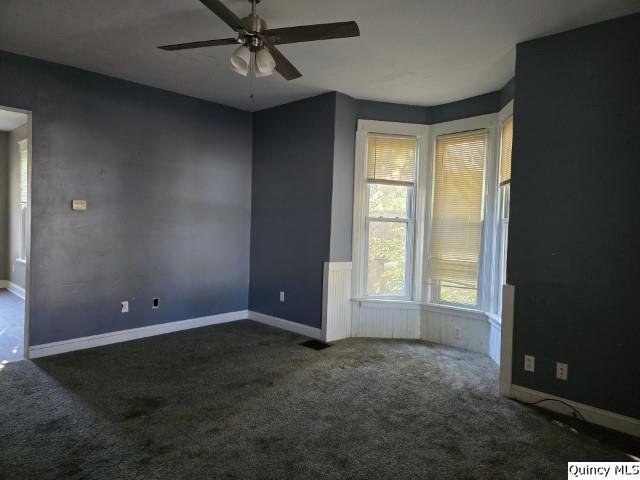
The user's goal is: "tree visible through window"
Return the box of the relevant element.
[365,135,417,298]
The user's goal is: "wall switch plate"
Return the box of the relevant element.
[279,291,285,302]
[454,326,462,339]
[556,362,568,381]
[152,297,160,309]
[524,355,535,372]
[121,301,129,313]
[71,199,87,211]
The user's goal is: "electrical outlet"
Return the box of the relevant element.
[279,291,285,302]
[524,355,535,372]
[121,301,129,313]
[454,326,462,339]
[556,362,568,381]
[152,297,160,309]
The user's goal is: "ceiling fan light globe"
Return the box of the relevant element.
[254,69,273,78]
[230,45,251,76]
[231,64,249,76]
[256,47,276,75]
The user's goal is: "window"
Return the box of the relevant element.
[497,116,513,306]
[18,139,28,261]
[365,134,417,298]
[428,131,488,307]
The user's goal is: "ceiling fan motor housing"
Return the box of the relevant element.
[240,13,267,49]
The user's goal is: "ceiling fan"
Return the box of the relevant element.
[159,0,360,80]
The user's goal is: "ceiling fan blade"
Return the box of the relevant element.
[158,38,238,51]
[265,45,302,80]
[263,21,360,45]
[199,0,244,31]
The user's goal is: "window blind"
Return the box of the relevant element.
[429,131,487,292]
[19,148,28,204]
[367,135,416,184]
[499,116,513,185]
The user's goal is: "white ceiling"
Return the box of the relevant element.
[0,0,638,112]
[0,109,28,132]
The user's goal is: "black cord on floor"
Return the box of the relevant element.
[518,398,587,423]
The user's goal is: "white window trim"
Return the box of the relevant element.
[352,120,429,302]
[17,138,28,262]
[353,113,510,316]
[492,100,514,316]
[424,113,500,312]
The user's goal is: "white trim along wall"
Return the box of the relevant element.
[0,280,26,299]
[29,310,323,359]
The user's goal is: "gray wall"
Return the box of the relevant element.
[329,93,357,262]
[0,131,8,280]
[7,123,27,287]
[509,13,640,418]
[249,93,337,328]
[0,50,253,345]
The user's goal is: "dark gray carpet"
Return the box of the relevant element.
[0,320,632,479]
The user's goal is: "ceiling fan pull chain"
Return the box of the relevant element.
[249,51,255,99]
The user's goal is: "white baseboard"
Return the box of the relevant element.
[248,310,323,340]
[28,310,249,359]
[0,280,25,299]
[511,385,640,438]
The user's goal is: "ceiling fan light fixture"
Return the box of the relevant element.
[230,45,251,76]
[255,47,276,76]
[159,0,360,82]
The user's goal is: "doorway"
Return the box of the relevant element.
[0,106,31,364]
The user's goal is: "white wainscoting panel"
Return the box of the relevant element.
[421,306,489,354]
[351,300,421,339]
[322,262,352,343]
[488,314,501,365]
[499,284,515,397]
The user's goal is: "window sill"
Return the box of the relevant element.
[351,297,422,310]
[15,258,26,265]
[487,313,502,328]
[351,297,488,321]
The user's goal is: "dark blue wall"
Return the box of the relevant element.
[356,81,514,125]
[428,91,502,124]
[356,99,427,124]
[0,50,253,345]
[509,13,640,418]
[249,93,336,328]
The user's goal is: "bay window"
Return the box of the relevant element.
[353,113,508,313]
[365,135,417,298]
[496,115,513,312]
[427,131,488,307]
